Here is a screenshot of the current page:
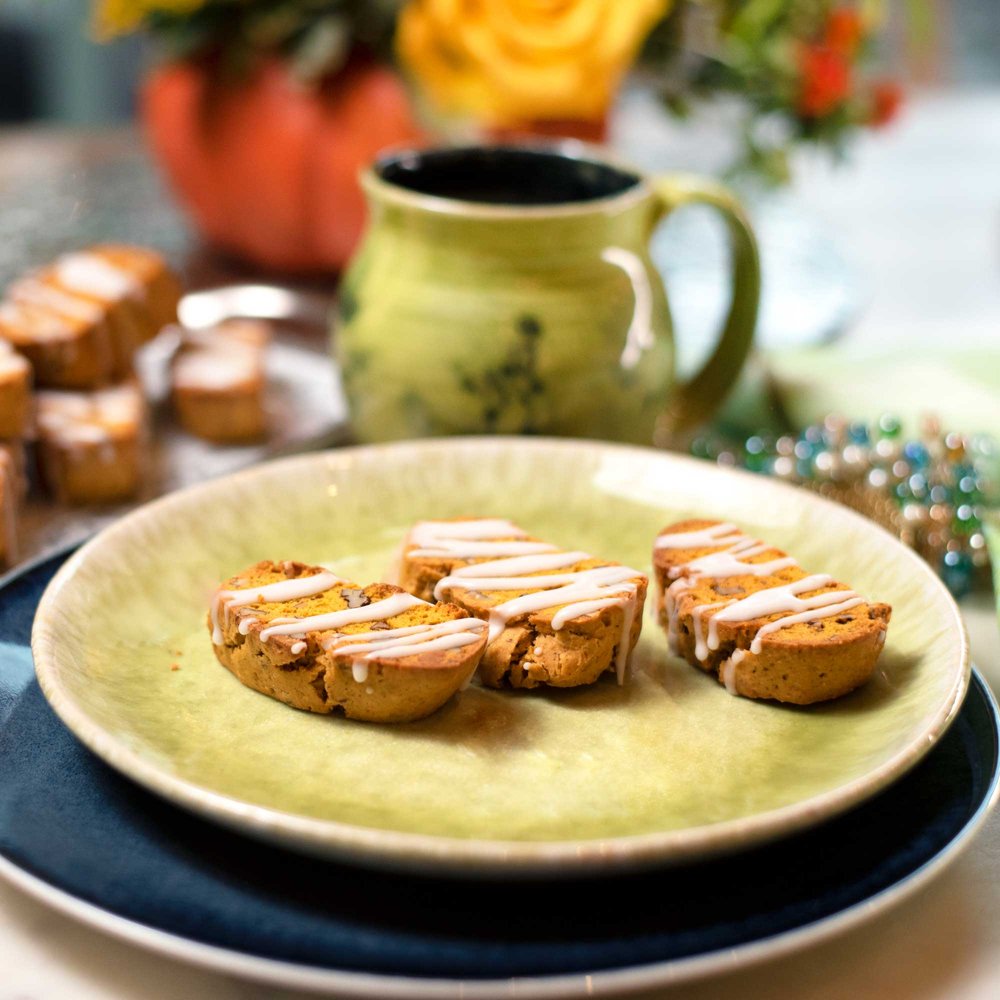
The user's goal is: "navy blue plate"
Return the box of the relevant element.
[1,550,998,995]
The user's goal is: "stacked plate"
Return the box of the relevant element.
[2,439,995,997]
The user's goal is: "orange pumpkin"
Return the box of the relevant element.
[142,55,426,273]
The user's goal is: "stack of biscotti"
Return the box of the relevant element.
[398,518,648,689]
[210,560,488,723]
[653,519,891,704]
[171,320,269,443]
[0,245,181,386]
[0,245,181,512]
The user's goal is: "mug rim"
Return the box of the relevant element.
[362,141,652,220]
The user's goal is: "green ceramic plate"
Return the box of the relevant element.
[32,439,969,876]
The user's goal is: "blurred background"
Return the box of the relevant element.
[1,0,998,125]
[0,0,998,595]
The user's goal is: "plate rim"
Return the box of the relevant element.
[30,437,972,875]
[2,658,996,998]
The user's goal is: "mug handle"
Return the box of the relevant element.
[649,174,761,436]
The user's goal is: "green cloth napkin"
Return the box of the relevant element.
[768,345,1000,440]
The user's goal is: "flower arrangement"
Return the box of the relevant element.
[640,0,904,181]
[97,0,902,184]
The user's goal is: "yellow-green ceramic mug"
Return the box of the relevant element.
[336,144,760,444]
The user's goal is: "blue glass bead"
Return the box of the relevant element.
[941,550,975,598]
[848,422,870,445]
[804,426,824,445]
[903,441,930,467]
[908,473,928,498]
[746,435,765,456]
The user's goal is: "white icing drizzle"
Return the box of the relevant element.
[414,520,644,685]
[10,277,105,322]
[692,602,728,662]
[325,618,485,656]
[659,522,872,678]
[410,519,528,546]
[411,540,557,559]
[173,348,260,390]
[721,649,746,695]
[214,569,485,678]
[210,571,342,644]
[706,574,858,656]
[447,550,584,580]
[323,618,487,680]
[668,543,797,581]
[55,252,143,302]
[749,597,864,654]
[350,632,483,662]
[0,300,77,343]
[654,523,745,550]
[258,592,424,642]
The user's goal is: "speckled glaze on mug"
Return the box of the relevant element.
[336,145,760,444]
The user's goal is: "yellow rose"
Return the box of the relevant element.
[397,0,670,125]
[94,0,208,39]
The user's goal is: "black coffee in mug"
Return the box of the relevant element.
[376,146,642,206]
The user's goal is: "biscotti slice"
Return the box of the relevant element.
[35,381,146,505]
[210,560,488,723]
[2,246,181,385]
[0,296,115,388]
[83,244,183,338]
[0,440,27,500]
[399,518,647,690]
[653,519,891,704]
[0,341,32,437]
[49,246,180,376]
[0,446,19,569]
[171,320,269,443]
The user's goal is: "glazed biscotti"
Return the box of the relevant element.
[0,445,19,569]
[171,320,269,443]
[653,520,891,704]
[398,519,647,689]
[0,341,32,438]
[210,560,488,723]
[35,381,147,504]
[0,245,181,387]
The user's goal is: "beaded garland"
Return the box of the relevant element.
[691,415,999,597]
